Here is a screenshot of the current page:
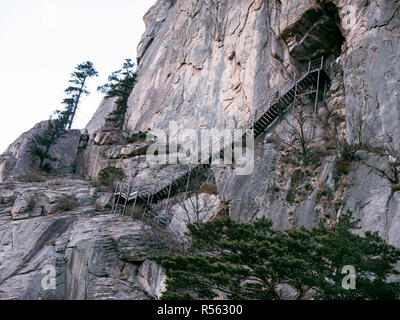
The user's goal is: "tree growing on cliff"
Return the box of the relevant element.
[29,61,98,170]
[56,61,98,129]
[347,96,375,150]
[155,212,400,300]
[335,96,376,164]
[362,135,400,191]
[279,104,314,166]
[173,169,219,225]
[97,59,137,125]
[28,118,65,170]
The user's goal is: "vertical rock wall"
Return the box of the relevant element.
[117,0,400,246]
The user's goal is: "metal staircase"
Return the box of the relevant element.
[112,57,331,230]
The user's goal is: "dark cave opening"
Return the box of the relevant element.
[282,2,345,65]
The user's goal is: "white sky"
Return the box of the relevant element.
[0,0,156,153]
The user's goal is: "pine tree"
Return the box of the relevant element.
[59,61,98,129]
[28,117,65,170]
[97,59,137,124]
[29,61,98,170]
[154,212,400,300]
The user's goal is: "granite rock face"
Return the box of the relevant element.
[118,0,400,247]
[86,98,119,138]
[341,0,400,148]
[125,0,342,135]
[0,179,166,300]
[0,121,82,183]
[126,0,399,142]
[84,0,400,246]
[0,0,399,300]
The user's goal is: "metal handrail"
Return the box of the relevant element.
[114,57,329,214]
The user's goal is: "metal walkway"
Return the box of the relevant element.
[112,57,331,230]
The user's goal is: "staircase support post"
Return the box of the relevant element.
[111,182,119,212]
[311,68,321,140]
[321,77,328,109]
[122,184,131,216]
[131,186,139,218]
[291,73,298,126]
[185,164,192,198]
[115,182,123,215]
[165,182,173,219]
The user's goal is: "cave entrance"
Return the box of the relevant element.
[282,2,345,65]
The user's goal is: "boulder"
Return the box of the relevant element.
[0,121,81,183]
[11,194,43,220]
[94,131,126,146]
[96,193,113,211]
[138,260,166,299]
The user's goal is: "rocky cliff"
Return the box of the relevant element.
[0,0,399,299]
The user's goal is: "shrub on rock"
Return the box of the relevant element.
[98,166,126,188]
[54,195,79,212]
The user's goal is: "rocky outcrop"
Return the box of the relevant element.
[0,178,167,300]
[0,0,399,300]
[0,121,81,183]
[125,0,399,142]
[118,0,400,246]
[166,193,221,239]
[340,0,400,147]
[1,177,97,221]
[80,0,400,247]
[86,98,119,138]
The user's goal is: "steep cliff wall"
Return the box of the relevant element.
[125,0,398,141]
[0,0,399,300]
[117,0,400,246]
[81,0,400,245]
[0,177,166,299]
[0,121,82,183]
[125,0,343,132]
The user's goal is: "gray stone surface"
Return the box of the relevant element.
[1,0,400,300]
[0,179,167,300]
[86,97,119,138]
[138,260,166,299]
[345,154,400,248]
[120,0,400,246]
[341,0,400,148]
[0,121,81,183]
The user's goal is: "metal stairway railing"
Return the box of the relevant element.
[112,57,331,230]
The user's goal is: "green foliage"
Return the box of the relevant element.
[155,212,400,300]
[127,131,149,143]
[98,166,126,188]
[28,119,63,170]
[54,195,79,212]
[311,214,400,299]
[56,61,98,129]
[97,59,137,123]
[29,61,97,170]
[27,196,36,212]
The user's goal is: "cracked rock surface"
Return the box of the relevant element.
[0,179,167,300]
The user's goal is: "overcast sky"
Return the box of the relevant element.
[0,0,156,153]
